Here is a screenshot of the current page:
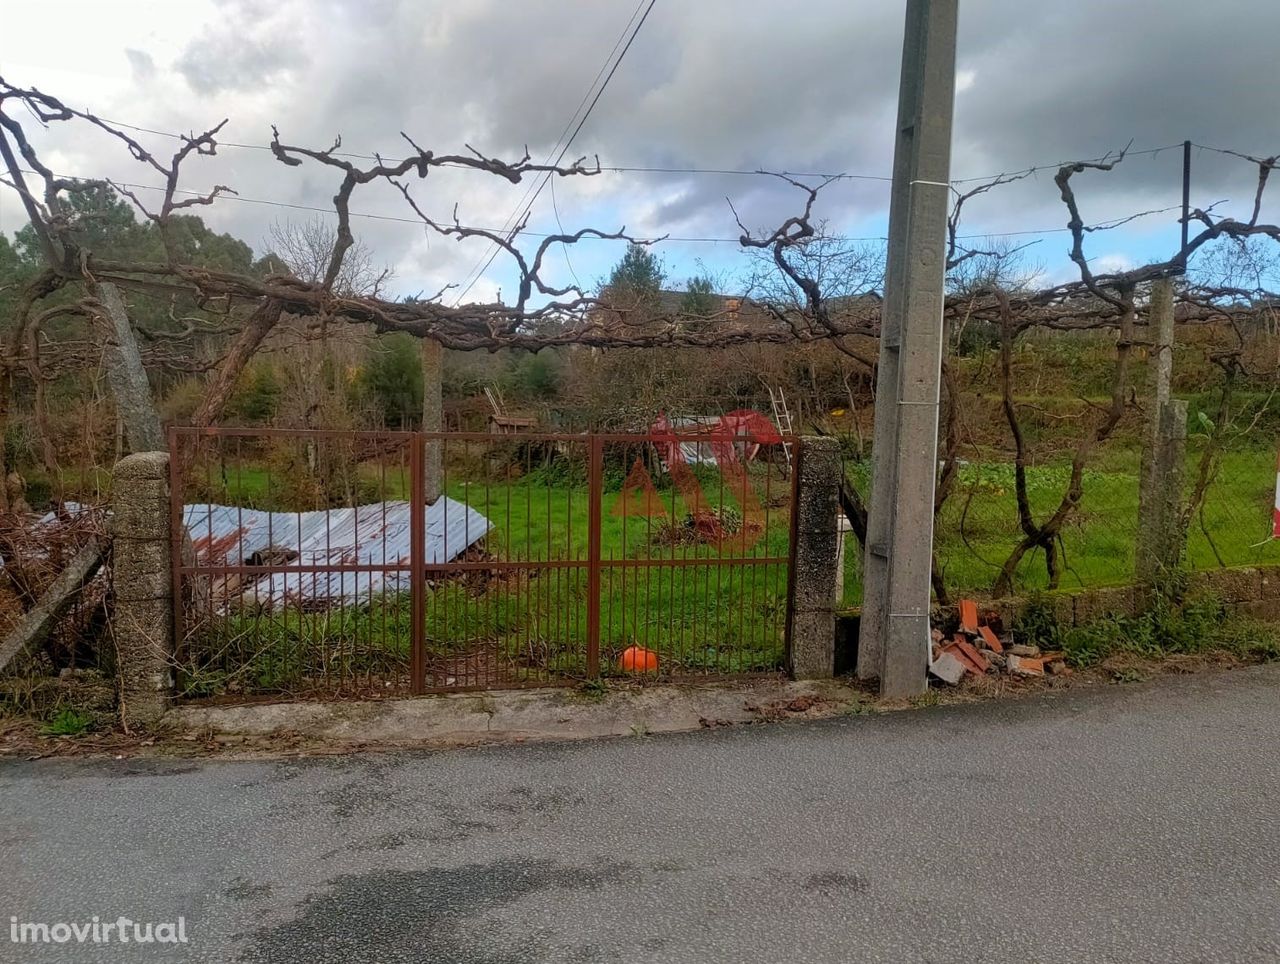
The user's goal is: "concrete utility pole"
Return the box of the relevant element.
[858,0,958,698]
[1136,278,1184,589]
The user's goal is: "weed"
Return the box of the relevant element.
[573,678,609,702]
[1210,617,1280,661]
[1059,589,1280,669]
[1109,667,1146,684]
[629,722,650,737]
[42,708,94,736]
[1015,596,1066,652]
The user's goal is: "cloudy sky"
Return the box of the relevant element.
[2,0,1278,302]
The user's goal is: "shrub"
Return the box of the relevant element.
[160,377,208,424]
[226,361,283,423]
[1057,592,1280,668]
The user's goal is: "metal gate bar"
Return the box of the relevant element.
[169,426,799,699]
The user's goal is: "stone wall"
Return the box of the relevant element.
[933,565,1280,632]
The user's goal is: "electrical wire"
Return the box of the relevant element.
[447,0,650,301]
[88,113,1194,188]
[450,0,658,304]
[16,166,1184,245]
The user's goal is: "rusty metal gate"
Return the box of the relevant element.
[169,426,799,698]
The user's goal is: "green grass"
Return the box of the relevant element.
[839,444,1280,604]
[179,439,1280,694]
[1013,591,1280,669]
[180,460,794,695]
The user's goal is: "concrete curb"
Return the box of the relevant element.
[162,679,865,748]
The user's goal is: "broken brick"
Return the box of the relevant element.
[958,598,979,633]
[943,643,985,676]
[1007,654,1046,676]
[929,651,966,685]
[977,625,1004,653]
[1009,644,1041,658]
[952,637,991,673]
[1046,659,1070,675]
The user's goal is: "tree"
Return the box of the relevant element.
[263,217,389,297]
[601,243,665,319]
[13,181,145,265]
[362,333,423,428]
[5,75,1280,545]
[679,276,718,322]
[0,232,30,321]
[259,218,390,435]
[742,226,884,310]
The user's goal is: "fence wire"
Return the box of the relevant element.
[837,393,1280,607]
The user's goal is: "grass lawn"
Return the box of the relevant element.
[179,458,795,695]
[840,444,1280,605]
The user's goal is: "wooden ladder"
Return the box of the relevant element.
[768,385,794,466]
[484,386,506,418]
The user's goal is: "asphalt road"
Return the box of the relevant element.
[3,666,1280,963]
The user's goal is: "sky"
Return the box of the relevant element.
[2,0,1278,303]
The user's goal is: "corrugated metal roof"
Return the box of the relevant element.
[651,414,775,469]
[183,498,492,609]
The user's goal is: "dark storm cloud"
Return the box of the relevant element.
[41,0,1279,294]
[949,0,1280,233]
[223,0,1273,244]
[955,0,1278,175]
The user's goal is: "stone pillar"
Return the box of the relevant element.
[1136,399,1188,593]
[789,436,841,678]
[111,451,174,725]
[833,513,855,607]
[1145,279,1175,442]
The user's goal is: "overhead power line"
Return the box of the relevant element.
[448,0,650,300]
[90,109,1194,189]
[20,166,1185,246]
[451,0,659,305]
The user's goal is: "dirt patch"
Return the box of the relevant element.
[426,649,503,688]
[744,692,841,721]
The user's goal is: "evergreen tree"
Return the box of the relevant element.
[602,243,665,318]
[679,275,718,321]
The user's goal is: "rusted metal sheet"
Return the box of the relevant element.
[182,498,492,608]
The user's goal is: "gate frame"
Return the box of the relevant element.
[169,426,801,695]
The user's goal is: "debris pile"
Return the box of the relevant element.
[0,504,109,675]
[928,598,1070,685]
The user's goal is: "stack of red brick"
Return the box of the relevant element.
[928,599,1070,685]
